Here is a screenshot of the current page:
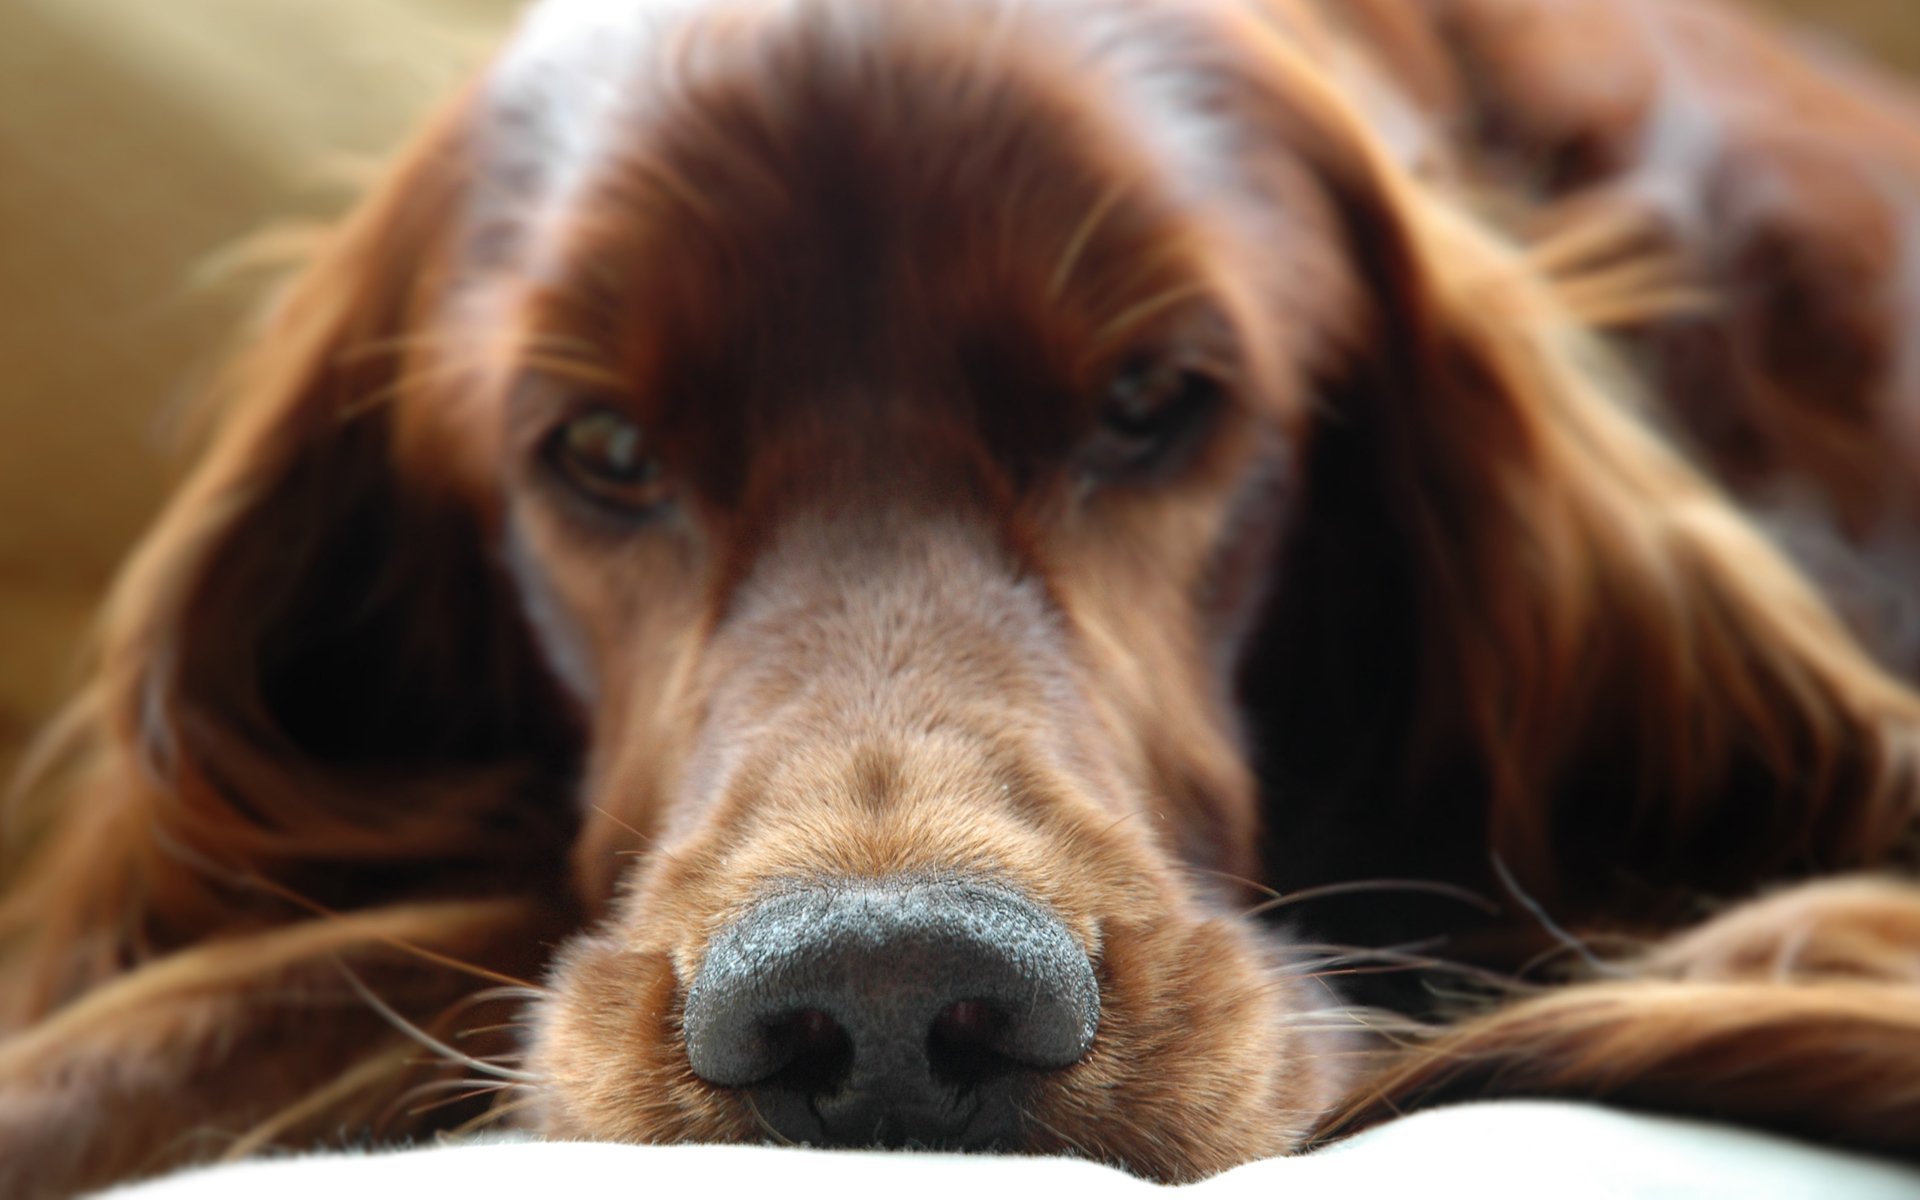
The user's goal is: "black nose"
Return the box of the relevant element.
[682,878,1099,1149]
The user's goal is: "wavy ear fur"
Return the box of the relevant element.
[1236,31,1920,940]
[1315,875,1920,1159]
[2,94,578,1023]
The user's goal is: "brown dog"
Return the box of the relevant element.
[4,1,1920,1195]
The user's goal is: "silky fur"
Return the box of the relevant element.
[4,0,1920,1196]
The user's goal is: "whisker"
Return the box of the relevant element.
[462,985,552,1006]
[1490,853,1629,979]
[405,1080,521,1120]
[743,1092,798,1147]
[1280,1022,1425,1037]
[471,1052,533,1066]
[398,1076,519,1101]
[1512,930,1650,981]
[1187,865,1283,902]
[592,804,657,851]
[1094,808,1157,840]
[1295,962,1460,982]
[1246,877,1500,918]
[1284,935,1448,962]
[1020,1106,1090,1161]
[452,1095,542,1137]
[222,1044,415,1162]
[1275,1002,1419,1029]
[433,988,551,1035]
[337,963,543,1084]
[243,874,546,993]
[456,1020,540,1040]
[1280,939,1537,995]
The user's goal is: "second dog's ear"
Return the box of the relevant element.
[7,94,581,1016]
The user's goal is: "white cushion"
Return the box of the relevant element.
[97,1101,1920,1199]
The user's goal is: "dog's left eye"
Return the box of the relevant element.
[1086,360,1222,478]
[547,408,669,514]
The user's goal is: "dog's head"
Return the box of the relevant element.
[38,0,1920,1182]
[464,2,1361,1168]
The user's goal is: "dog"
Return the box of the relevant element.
[4,0,1920,1194]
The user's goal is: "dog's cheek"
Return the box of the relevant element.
[525,936,752,1143]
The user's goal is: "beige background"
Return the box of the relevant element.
[0,1,1914,779]
[0,0,514,778]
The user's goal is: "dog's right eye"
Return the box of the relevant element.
[1084,358,1223,480]
[546,408,670,515]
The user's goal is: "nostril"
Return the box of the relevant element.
[927,999,1015,1088]
[762,1008,852,1092]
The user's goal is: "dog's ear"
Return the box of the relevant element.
[1237,50,1920,922]
[4,96,578,1017]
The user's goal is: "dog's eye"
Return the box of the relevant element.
[1086,360,1222,478]
[547,408,668,513]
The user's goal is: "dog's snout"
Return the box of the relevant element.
[682,879,1099,1148]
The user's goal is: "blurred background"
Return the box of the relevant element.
[0,0,1916,783]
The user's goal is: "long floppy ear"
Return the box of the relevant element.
[2,92,578,1021]
[1238,44,1920,932]
[1314,874,1920,1158]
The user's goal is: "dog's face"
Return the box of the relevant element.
[17,4,1920,1195]
[449,0,1357,1175]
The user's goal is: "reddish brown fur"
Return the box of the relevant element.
[4,1,1920,1196]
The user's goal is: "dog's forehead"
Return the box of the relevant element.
[460,0,1343,505]
[471,0,1263,277]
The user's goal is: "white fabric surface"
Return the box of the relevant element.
[98,1101,1920,1199]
